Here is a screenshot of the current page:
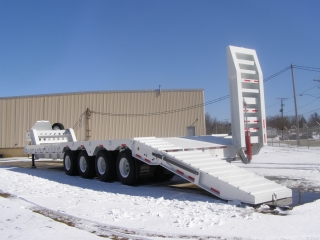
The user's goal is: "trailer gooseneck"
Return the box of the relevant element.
[24,46,292,205]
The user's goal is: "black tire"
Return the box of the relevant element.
[95,151,116,182]
[150,166,164,182]
[116,149,136,185]
[78,151,95,178]
[163,171,175,181]
[52,122,64,130]
[63,150,78,176]
[150,166,175,182]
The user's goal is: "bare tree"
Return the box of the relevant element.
[308,112,320,127]
[205,113,231,135]
[267,113,319,129]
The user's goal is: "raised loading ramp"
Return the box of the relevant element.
[134,137,292,205]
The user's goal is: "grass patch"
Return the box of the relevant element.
[32,209,76,227]
[0,192,13,198]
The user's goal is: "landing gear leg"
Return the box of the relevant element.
[31,154,37,168]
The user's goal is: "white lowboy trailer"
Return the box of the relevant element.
[24,46,292,206]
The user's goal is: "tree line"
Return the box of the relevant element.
[266,112,320,130]
[205,112,320,134]
[205,113,231,135]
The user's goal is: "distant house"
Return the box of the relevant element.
[266,126,277,138]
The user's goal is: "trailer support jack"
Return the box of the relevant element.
[31,154,36,168]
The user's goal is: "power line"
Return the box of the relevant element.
[266,102,280,108]
[90,65,320,117]
[282,83,320,113]
[296,79,318,93]
[285,97,320,113]
[263,66,291,82]
[298,83,320,95]
[293,65,320,70]
[92,66,297,117]
[267,83,320,110]
[300,107,320,116]
[263,64,320,82]
[293,65,320,73]
[91,95,230,117]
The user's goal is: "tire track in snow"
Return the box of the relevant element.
[0,190,229,240]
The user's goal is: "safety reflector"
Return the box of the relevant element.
[176,169,184,175]
[188,176,195,181]
[211,187,220,195]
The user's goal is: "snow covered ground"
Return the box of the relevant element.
[1,146,320,240]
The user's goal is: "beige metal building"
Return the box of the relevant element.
[0,89,205,157]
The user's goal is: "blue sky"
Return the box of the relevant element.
[1,0,320,121]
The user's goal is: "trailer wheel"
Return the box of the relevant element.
[78,151,95,178]
[163,172,175,181]
[151,166,175,182]
[116,150,136,185]
[63,150,78,176]
[95,151,116,182]
[52,122,64,130]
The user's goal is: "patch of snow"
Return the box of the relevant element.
[0,146,320,239]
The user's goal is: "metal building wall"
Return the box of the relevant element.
[0,90,205,149]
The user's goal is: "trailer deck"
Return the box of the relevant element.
[24,134,292,205]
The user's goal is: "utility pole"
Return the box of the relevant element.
[291,64,300,146]
[277,98,287,141]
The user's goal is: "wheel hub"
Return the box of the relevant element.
[79,156,87,172]
[119,157,130,178]
[65,155,71,170]
[97,157,106,175]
